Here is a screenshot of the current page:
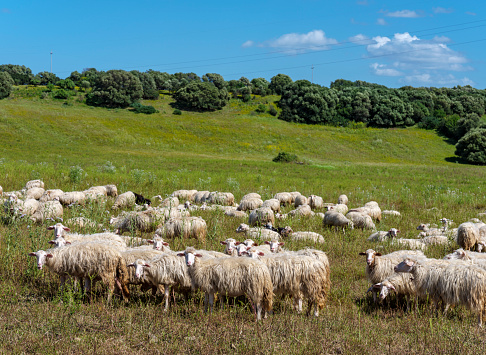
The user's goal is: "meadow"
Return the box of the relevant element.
[0,88,485,354]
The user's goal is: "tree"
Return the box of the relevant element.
[0,71,14,99]
[202,73,227,90]
[68,71,82,85]
[455,113,481,140]
[173,81,229,111]
[34,71,60,85]
[251,78,270,96]
[131,71,159,99]
[86,70,143,108]
[269,74,292,95]
[455,128,486,165]
[0,64,33,85]
[147,70,170,90]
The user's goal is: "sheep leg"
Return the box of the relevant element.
[204,293,209,313]
[256,303,262,321]
[164,285,170,311]
[103,276,115,304]
[208,293,214,314]
[443,304,450,316]
[294,298,303,313]
[84,278,92,301]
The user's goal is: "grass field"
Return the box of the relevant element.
[1,88,486,354]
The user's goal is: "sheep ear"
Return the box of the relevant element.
[195,254,203,258]
[373,283,381,289]
[147,240,154,244]
[144,264,151,267]
[235,242,241,245]
[389,285,396,291]
[246,246,252,250]
[28,252,37,257]
[397,230,400,233]
[66,241,71,245]
[220,241,227,245]
[359,252,366,255]
[46,254,53,258]
[47,240,56,245]
[162,242,169,246]
[47,226,55,230]
[278,242,285,246]
[63,227,71,231]
[258,252,265,256]
[375,253,382,256]
[127,263,135,267]
[177,253,185,257]
[264,241,270,245]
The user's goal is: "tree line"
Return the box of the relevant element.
[0,64,485,164]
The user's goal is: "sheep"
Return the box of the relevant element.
[359,249,425,302]
[307,195,324,209]
[158,196,179,208]
[38,189,64,203]
[237,198,263,212]
[245,250,329,317]
[19,198,40,216]
[104,185,118,197]
[395,257,486,326]
[64,217,101,230]
[416,223,443,236]
[59,191,87,206]
[220,238,238,256]
[49,232,128,250]
[367,228,400,242]
[456,222,480,251]
[114,209,165,234]
[345,211,375,230]
[30,199,63,223]
[337,194,348,205]
[157,216,207,242]
[294,195,308,208]
[421,234,449,246]
[207,192,235,206]
[171,189,198,202]
[121,248,165,293]
[370,272,417,312]
[24,187,45,200]
[146,235,171,252]
[193,191,210,204]
[288,204,313,218]
[263,239,286,253]
[235,242,271,257]
[390,238,427,251]
[248,207,275,227]
[289,192,301,203]
[112,191,136,210]
[224,210,248,218]
[25,179,44,190]
[275,213,288,220]
[84,186,108,200]
[179,247,273,320]
[29,243,130,303]
[262,199,281,213]
[326,204,348,215]
[278,226,325,243]
[236,223,280,241]
[323,210,354,231]
[382,210,401,216]
[444,248,486,261]
[274,192,292,206]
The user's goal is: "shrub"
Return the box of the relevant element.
[418,116,441,130]
[256,104,266,113]
[0,71,14,99]
[69,166,85,184]
[173,109,182,115]
[268,105,278,116]
[86,70,143,108]
[53,89,70,99]
[273,152,298,163]
[130,102,158,114]
[455,127,486,165]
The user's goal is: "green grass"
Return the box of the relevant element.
[1,88,486,353]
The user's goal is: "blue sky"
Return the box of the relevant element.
[1,0,485,88]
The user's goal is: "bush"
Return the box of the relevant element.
[130,102,158,114]
[69,166,85,184]
[53,89,70,99]
[173,109,182,115]
[273,152,298,163]
[86,70,143,108]
[455,127,486,165]
[255,104,266,113]
[0,71,14,99]
[268,105,278,116]
[418,116,441,130]
[173,81,229,111]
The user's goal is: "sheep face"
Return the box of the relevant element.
[359,249,381,267]
[280,226,293,237]
[394,259,415,273]
[28,250,53,269]
[245,248,265,259]
[47,223,70,238]
[220,238,237,255]
[148,238,169,251]
[236,243,251,256]
[236,224,249,233]
[264,240,284,253]
[388,228,400,238]
[48,237,71,248]
[128,259,150,279]
[243,239,257,247]
[444,249,466,260]
[178,250,202,266]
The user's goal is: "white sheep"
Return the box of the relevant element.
[337,194,348,205]
[323,210,354,231]
[293,194,308,208]
[237,198,263,211]
[307,195,324,209]
[248,207,275,227]
[171,189,198,202]
[224,210,248,218]
[220,238,238,256]
[345,211,375,230]
[105,185,118,197]
[390,238,426,251]
[112,191,136,210]
[156,216,207,242]
[179,247,273,320]
[456,222,481,251]
[236,223,280,240]
[59,191,87,206]
[262,199,281,213]
[288,204,313,218]
[24,179,44,190]
[326,204,348,215]
[370,272,417,312]
[207,191,235,206]
[113,209,165,234]
[367,228,400,242]
[30,199,63,223]
[279,226,325,244]
[39,189,64,203]
[274,192,292,206]
[382,210,401,216]
[159,196,180,208]
[24,187,44,200]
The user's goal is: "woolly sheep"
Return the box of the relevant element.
[25,187,45,200]
[274,192,292,206]
[348,203,381,223]
[367,228,399,242]
[237,198,263,211]
[20,198,40,216]
[59,191,87,206]
[326,204,348,215]
[307,195,324,209]
[444,248,486,261]
[157,216,207,242]
[159,196,180,208]
[382,210,401,216]
[112,191,136,210]
[179,247,273,320]
[390,238,426,251]
[337,194,348,205]
[262,199,281,213]
[220,238,238,256]
[193,191,210,204]
[207,192,235,206]
[456,222,480,251]
[121,248,165,293]
[241,193,261,201]
[294,194,308,208]
[345,211,375,230]
[248,207,275,227]
[289,192,301,203]
[171,190,198,202]
[30,199,63,223]
[64,217,101,230]
[38,189,64,203]
[323,210,354,230]
[25,179,44,190]
[146,235,171,252]
[371,272,417,312]
[236,223,280,240]
[279,227,325,244]
[29,243,130,303]
[288,204,313,218]
[114,209,165,234]
[224,210,248,218]
[359,249,425,302]
[105,185,118,197]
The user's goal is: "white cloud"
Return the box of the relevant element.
[400,74,474,86]
[383,10,423,18]
[241,40,254,48]
[376,18,387,25]
[255,30,338,54]
[349,34,375,45]
[370,63,403,76]
[433,7,453,14]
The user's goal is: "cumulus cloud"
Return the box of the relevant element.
[250,30,338,54]
[370,63,403,76]
[349,34,375,45]
[376,18,387,26]
[241,40,254,48]
[400,74,474,86]
[433,7,453,14]
[382,10,423,18]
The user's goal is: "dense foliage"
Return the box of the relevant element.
[173,81,229,111]
[0,64,33,85]
[0,71,14,99]
[86,70,143,108]
[455,127,486,165]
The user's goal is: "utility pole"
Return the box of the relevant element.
[311,64,314,84]
[50,51,53,73]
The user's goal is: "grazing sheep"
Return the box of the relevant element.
[456,222,480,251]
[444,248,486,261]
[288,204,313,218]
[395,257,486,326]
[371,272,417,312]
[307,195,324,209]
[30,199,63,223]
[59,191,87,206]
[262,199,281,213]
[359,249,425,302]
[24,187,45,200]
[112,209,165,234]
[157,216,207,242]
[193,191,210,204]
[382,210,401,216]
[390,238,426,251]
[236,223,280,240]
[289,192,301,203]
[367,228,400,242]
[179,247,273,320]
[416,223,443,236]
[337,194,348,205]
[274,192,292,206]
[278,226,324,243]
[112,191,136,210]
[104,185,118,197]
[84,186,108,200]
[121,248,165,292]
[29,243,130,303]
[345,211,375,230]
[326,204,348,215]
[65,217,101,230]
[323,210,354,231]
[237,198,263,212]
[241,193,261,201]
[159,196,180,208]
[248,207,275,227]
[207,192,235,206]
[171,190,198,202]
[421,234,449,246]
[20,198,40,216]
[39,189,64,203]
[224,210,248,218]
[25,180,44,190]
[294,195,308,208]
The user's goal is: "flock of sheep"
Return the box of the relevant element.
[1,180,486,325]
